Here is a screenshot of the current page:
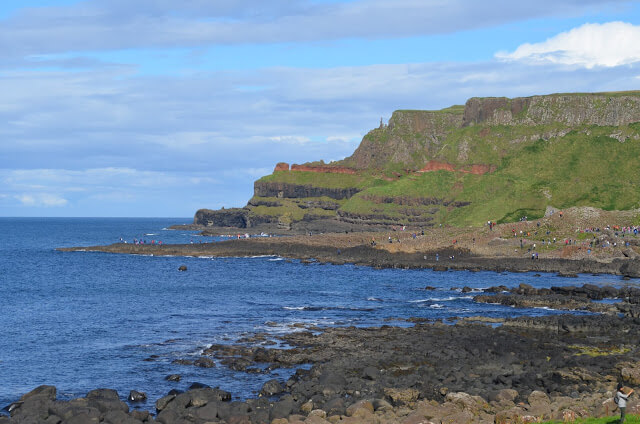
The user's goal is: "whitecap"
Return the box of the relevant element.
[430,303,445,309]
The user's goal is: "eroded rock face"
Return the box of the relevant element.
[274,162,290,172]
[253,181,361,200]
[194,208,249,228]
[290,164,357,175]
[463,94,640,127]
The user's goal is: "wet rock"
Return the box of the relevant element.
[260,379,284,396]
[188,382,210,390]
[165,374,181,382]
[178,265,187,271]
[620,260,640,278]
[194,357,215,368]
[128,390,147,402]
[195,402,218,421]
[85,389,128,415]
[155,394,176,412]
[130,409,150,421]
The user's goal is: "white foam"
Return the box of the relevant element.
[430,303,445,309]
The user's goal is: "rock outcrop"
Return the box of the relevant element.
[463,93,640,127]
[253,181,360,200]
[194,208,250,228]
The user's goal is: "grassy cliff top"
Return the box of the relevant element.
[249,91,640,227]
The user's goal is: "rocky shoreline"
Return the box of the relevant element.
[4,311,640,423]
[23,231,639,423]
[57,236,640,278]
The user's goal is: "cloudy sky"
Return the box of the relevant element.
[2,0,640,217]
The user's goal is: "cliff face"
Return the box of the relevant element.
[463,93,640,127]
[341,92,640,172]
[254,181,361,200]
[196,91,640,230]
[343,108,464,170]
[195,208,250,228]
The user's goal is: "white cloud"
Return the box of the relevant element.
[15,193,68,207]
[326,135,360,143]
[268,135,312,144]
[496,22,640,68]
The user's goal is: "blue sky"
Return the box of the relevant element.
[2,0,640,217]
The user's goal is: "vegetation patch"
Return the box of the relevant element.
[568,344,631,357]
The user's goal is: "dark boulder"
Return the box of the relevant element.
[128,390,147,402]
[260,379,284,396]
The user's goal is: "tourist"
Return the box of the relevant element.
[616,383,633,423]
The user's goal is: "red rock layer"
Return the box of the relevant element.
[274,162,290,172]
[290,164,357,175]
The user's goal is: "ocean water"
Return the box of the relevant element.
[0,218,633,410]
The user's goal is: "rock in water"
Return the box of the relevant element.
[128,390,147,402]
[178,265,187,271]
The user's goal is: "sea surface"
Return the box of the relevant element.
[0,217,633,410]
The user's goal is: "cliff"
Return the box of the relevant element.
[194,91,640,230]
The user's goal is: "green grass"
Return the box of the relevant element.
[341,123,640,226]
[542,414,639,423]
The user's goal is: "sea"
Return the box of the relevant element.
[0,217,633,410]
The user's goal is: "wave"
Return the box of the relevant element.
[409,296,472,303]
[430,303,445,309]
[367,297,383,302]
[283,306,376,312]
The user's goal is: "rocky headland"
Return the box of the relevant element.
[185,91,640,233]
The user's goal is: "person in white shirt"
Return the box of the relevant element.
[617,382,634,423]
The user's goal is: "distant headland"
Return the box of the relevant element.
[184,91,640,235]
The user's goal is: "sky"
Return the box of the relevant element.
[2,0,640,217]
